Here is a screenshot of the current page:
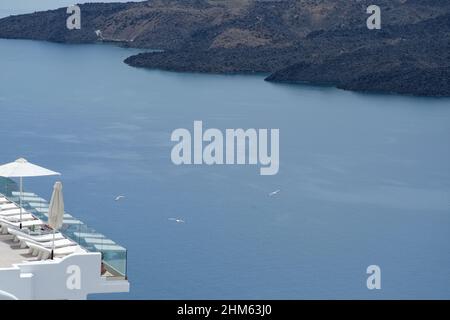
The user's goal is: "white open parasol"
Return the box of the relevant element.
[0,158,60,228]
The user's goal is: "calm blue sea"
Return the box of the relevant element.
[0,24,449,298]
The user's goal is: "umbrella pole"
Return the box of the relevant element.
[19,176,23,229]
[51,229,55,260]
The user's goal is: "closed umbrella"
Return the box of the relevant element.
[48,181,64,260]
[0,158,60,228]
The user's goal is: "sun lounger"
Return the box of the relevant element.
[93,244,126,252]
[2,213,36,222]
[27,203,49,209]
[6,227,64,243]
[26,241,80,260]
[17,235,76,249]
[11,191,35,197]
[0,208,28,216]
[63,219,83,225]
[0,218,45,234]
[83,238,116,245]
[0,203,18,210]
[19,220,45,227]
[73,232,105,239]
[34,208,49,215]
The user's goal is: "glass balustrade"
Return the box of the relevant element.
[0,177,127,279]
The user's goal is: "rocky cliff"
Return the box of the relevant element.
[0,0,448,96]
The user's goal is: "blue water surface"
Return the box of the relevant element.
[0,37,449,299]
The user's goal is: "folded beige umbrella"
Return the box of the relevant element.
[48,181,65,260]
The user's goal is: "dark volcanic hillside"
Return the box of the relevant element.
[0,0,449,96]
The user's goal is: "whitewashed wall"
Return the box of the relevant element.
[0,252,129,299]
